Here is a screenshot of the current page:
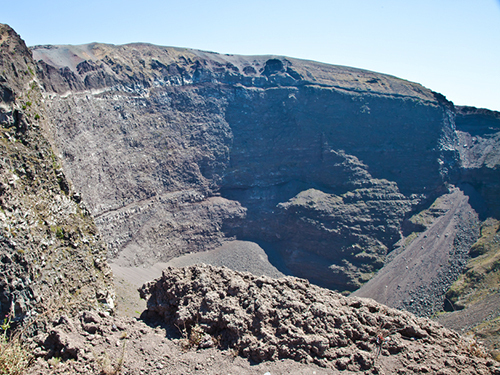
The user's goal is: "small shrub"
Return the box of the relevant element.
[1,315,10,334]
[460,334,488,359]
[188,324,205,347]
[178,323,213,350]
[47,356,61,368]
[55,227,64,240]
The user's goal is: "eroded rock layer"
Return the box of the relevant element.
[30,41,473,292]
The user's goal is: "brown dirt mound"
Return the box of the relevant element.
[139,264,500,373]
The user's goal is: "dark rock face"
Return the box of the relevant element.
[0,24,114,323]
[28,38,499,295]
[454,106,500,218]
[274,183,415,290]
[220,85,454,289]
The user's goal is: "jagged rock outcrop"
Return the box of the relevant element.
[0,24,114,323]
[17,264,498,374]
[273,180,417,289]
[30,41,466,292]
[139,264,498,373]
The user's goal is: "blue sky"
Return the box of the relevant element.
[3,0,500,111]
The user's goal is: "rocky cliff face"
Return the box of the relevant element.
[1,21,500,365]
[454,106,500,217]
[0,24,114,324]
[29,41,474,294]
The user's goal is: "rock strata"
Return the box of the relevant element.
[2,21,500,344]
[455,106,500,217]
[31,39,464,292]
[275,179,416,289]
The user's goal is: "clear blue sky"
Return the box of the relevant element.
[3,0,500,111]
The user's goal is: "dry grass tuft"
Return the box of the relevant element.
[177,323,216,351]
[0,315,33,375]
[178,323,204,350]
[93,340,126,375]
[459,333,489,359]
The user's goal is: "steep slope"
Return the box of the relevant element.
[352,187,480,317]
[454,106,500,217]
[0,24,114,323]
[354,107,500,350]
[437,218,500,359]
[32,41,461,292]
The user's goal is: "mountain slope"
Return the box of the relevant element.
[31,41,462,293]
[1,22,500,370]
[0,24,114,323]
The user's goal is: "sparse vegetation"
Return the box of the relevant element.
[459,333,489,359]
[446,218,500,309]
[56,226,64,240]
[403,231,419,247]
[50,151,61,170]
[443,218,500,355]
[93,341,126,375]
[47,356,61,368]
[0,314,33,375]
[51,225,65,240]
[178,323,206,350]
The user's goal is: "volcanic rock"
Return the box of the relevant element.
[0,24,114,323]
[2,21,500,366]
[30,39,464,292]
[139,264,498,373]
